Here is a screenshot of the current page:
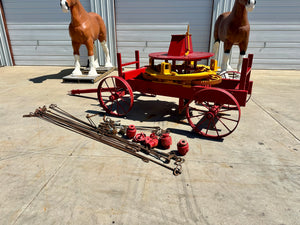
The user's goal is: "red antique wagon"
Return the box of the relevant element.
[71,34,253,139]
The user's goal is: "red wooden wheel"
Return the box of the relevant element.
[97,76,134,116]
[186,88,241,138]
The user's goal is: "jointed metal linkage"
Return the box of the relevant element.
[23,105,184,175]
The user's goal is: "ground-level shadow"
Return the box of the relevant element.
[29,68,73,83]
[79,94,224,142]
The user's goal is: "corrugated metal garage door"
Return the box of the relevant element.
[115,0,213,66]
[2,0,91,66]
[0,4,13,66]
[231,0,300,70]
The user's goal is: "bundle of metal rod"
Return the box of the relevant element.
[23,104,184,175]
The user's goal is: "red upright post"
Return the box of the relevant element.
[245,54,254,92]
[239,58,249,91]
[135,50,140,69]
[117,53,123,78]
[248,54,254,68]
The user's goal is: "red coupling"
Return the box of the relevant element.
[144,133,159,149]
[177,139,189,156]
[133,132,146,143]
[159,133,172,149]
[126,125,136,139]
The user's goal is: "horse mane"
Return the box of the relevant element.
[69,0,89,27]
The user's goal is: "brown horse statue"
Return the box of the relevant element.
[60,0,112,76]
[213,0,256,74]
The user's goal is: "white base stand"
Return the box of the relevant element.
[63,66,114,83]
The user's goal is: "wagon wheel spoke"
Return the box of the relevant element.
[109,102,114,112]
[190,109,208,115]
[119,96,131,107]
[218,115,239,123]
[117,101,122,114]
[190,113,206,119]
[116,99,127,115]
[103,99,112,105]
[198,101,211,110]
[211,118,220,137]
[104,79,115,95]
[219,106,239,112]
[188,107,207,118]
[216,115,233,132]
[116,95,132,114]
[205,119,212,135]
[218,105,240,122]
[111,76,117,88]
[195,116,209,130]
[203,117,220,137]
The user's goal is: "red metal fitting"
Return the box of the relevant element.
[133,132,146,143]
[177,139,189,156]
[126,125,136,139]
[144,133,159,149]
[159,133,172,149]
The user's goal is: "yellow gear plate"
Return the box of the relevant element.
[143,62,222,86]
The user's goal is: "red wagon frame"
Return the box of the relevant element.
[71,50,253,139]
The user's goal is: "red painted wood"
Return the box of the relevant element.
[168,34,193,56]
[70,89,97,95]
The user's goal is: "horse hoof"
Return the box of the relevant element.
[88,69,98,76]
[94,61,100,68]
[105,62,113,68]
[71,69,82,76]
[226,66,234,71]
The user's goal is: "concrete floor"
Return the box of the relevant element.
[0,66,299,225]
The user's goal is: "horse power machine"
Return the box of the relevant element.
[70,31,253,139]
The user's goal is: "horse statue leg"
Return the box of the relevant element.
[237,41,248,72]
[100,40,112,68]
[237,52,246,72]
[71,42,82,76]
[221,41,234,72]
[86,39,98,76]
[93,43,100,68]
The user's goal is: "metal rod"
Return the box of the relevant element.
[23,105,184,175]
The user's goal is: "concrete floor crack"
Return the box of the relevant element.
[251,98,300,142]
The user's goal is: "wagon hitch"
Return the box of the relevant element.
[23,104,184,176]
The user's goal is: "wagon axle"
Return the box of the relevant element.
[206,105,220,119]
[109,90,125,101]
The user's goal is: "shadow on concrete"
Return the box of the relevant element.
[88,98,183,123]
[81,96,224,142]
[29,69,73,83]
